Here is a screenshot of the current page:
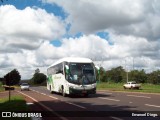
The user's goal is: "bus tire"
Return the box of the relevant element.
[62,86,66,97]
[50,85,53,94]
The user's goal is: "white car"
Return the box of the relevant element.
[123,81,141,89]
[20,83,30,91]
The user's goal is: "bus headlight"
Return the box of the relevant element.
[92,84,96,88]
[70,86,73,89]
[69,85,76,89]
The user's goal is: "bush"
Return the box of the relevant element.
[31,73,47,85]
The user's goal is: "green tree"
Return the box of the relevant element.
[147,70,160,84]
[31,69,47,85]
[129,69,147,83]
[99,67,107,82]
[106,66,125,83]
[4,69,21,85]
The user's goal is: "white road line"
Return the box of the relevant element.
[110,116,123,120]
[49,95,58,100]
[64,101,86,109]
[28,90,85,109]
[98,90,160,96]
[17,91,68,120]
[99,97,120,102]
[127,95,151,99]
[145,104,160,108]
[17,91,38,102]
[98,92,113,95]
[48,95,85,109]
[41,93,46,95]
[26,102,34,105]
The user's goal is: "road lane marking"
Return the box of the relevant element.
[49,95,58,100]
[17,91,68,120]
[26,102,34,105]
[64,101,86,109]
[98,90,160,96]
[127,95,151,98]
[48,95,85,109]
[36,91,40,93]
[41,93,46,95]
[17,91,39,102]
[26,89,85,109]
[98,92,113,95]
[145,104,160,108]
[99,97,120,102]
[30,89,46,96]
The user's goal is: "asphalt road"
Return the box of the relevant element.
[17,86,160,120]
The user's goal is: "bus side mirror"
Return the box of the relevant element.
[65,65,69,75]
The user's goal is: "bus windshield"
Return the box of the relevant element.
[67,63,96,85]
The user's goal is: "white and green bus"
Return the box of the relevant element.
[47,57,98,97]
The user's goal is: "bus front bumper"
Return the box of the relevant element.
[69,87,96,95]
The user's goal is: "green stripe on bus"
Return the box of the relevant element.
[48,75,53,83]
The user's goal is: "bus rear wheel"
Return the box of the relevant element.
[62,86,66,97]
[50,85,53,94]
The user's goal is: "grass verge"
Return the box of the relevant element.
[0,96,28,111]
[97,82,160,93]
[0,82,5,92]
[0,96,30,120]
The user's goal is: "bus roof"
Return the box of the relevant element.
[48,57,93,68]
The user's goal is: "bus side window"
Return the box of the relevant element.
[56,63,63,74]
[60,63,63,74]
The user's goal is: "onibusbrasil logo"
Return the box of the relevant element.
[2,112,42,118]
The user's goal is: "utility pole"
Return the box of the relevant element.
[9,73,11,102]
[99,57,104,83]
[127,69,128,83]
[133,57,134,70]
[125,59,128,82]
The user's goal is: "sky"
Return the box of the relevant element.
[0,0,160,79]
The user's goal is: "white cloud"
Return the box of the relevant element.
[109,33,160,58]
[1,33,159,79]
[1,1,160,79]
[0,5,66,79]
[43,0,160,40]
[36,35,111,60]
[43,0,144,31]
[0,5,66,52]
[35,33,159,65]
